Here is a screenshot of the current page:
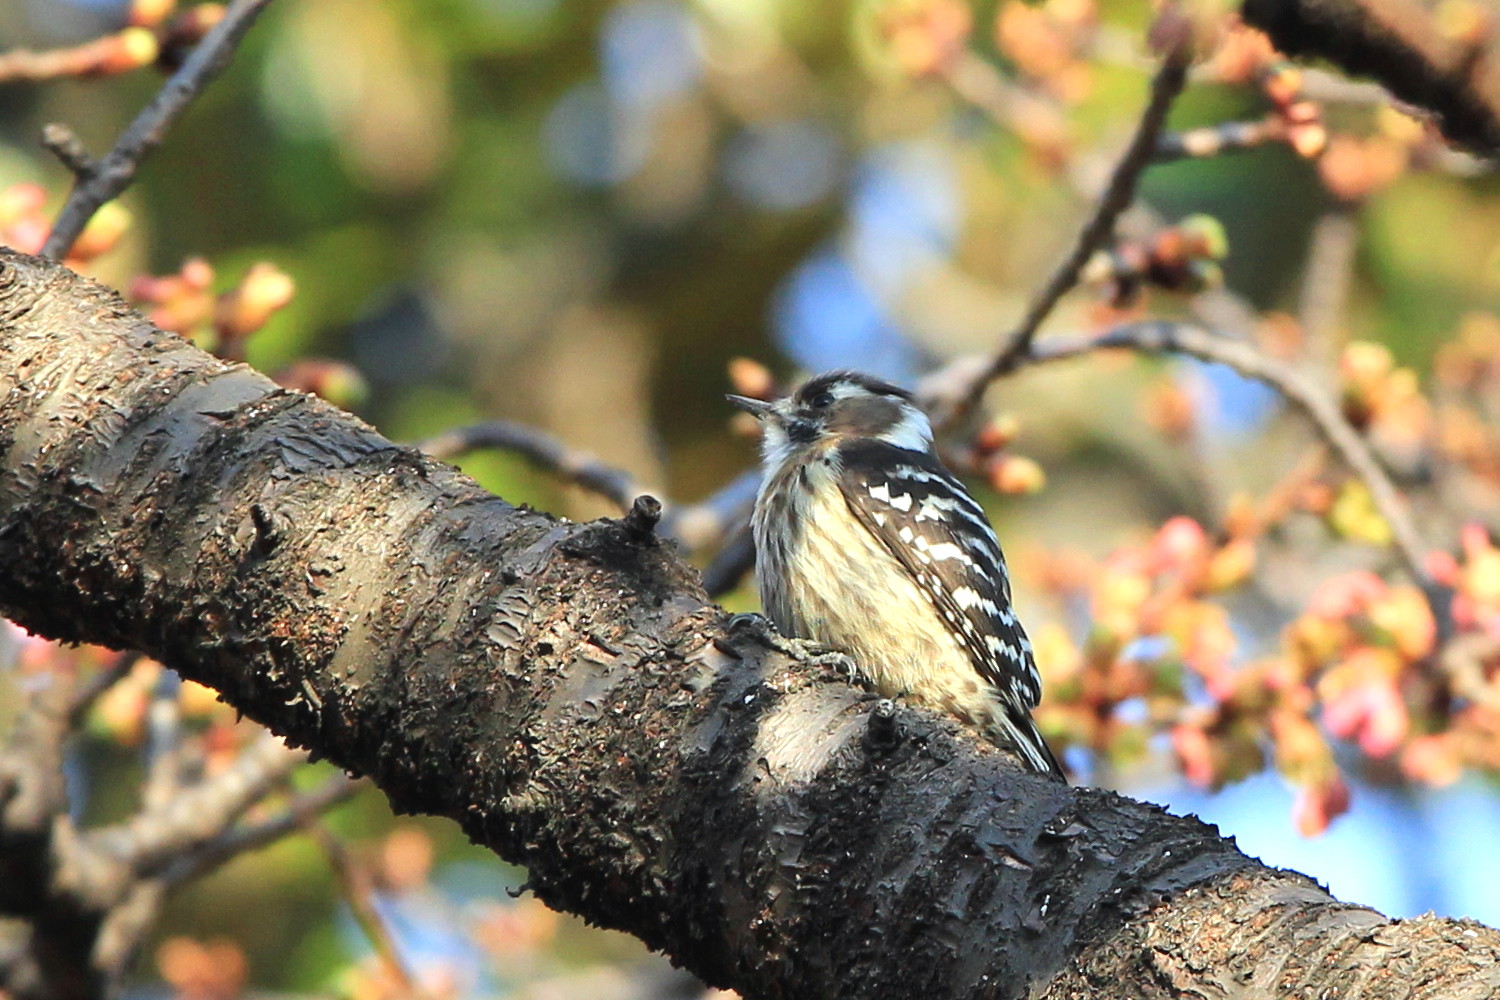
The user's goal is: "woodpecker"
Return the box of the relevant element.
[729,370,1063,778]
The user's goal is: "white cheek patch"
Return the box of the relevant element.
[874,408,934,453]
[829,381,865,401]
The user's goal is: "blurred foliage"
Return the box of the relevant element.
[7,0,1500,995]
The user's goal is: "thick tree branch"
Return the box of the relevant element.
[2,250,1496,998]
[1242,0,1500,158]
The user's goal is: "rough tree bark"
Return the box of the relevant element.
[2,248,1499,998]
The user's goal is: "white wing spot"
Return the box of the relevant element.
[923,542,969,563]
[915,496,951,521]
[952,586,983,609]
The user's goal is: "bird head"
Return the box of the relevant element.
[727,370,932,467]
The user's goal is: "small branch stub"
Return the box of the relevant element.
[865,698,903,752]
[40,123,98,179]
[624,494,663,538]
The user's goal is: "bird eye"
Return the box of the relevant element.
[809,391,835,409]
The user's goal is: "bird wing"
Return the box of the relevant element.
[833,439,1042,711]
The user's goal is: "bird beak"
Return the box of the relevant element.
[726,395,776,420]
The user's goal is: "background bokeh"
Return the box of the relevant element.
[4,0,1500,996]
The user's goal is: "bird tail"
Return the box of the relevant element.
[988,705,1066,781]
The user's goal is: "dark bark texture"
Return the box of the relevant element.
[1242,0,1500,158]
[3,248,1500,998]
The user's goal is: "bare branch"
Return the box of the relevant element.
[65,651,138,725]
[939,42,1192,426]
[1243,0,1500,158]
[0,654,87,837]
[141,669,186,814]
[1154,116,1287,162]
[315,827,432,1000]
[0,31,152,85]
[1021,319,1437,597]
[90,880,166,988]
[39,123,98,180]
[40,0,277,261]
[418,421,761,565]
[416,419,650,513]
[700,522,756,599]
[96,733,304,876]
[163,774,361,887]
[1296,208,1361,361]
[660,469,759,555]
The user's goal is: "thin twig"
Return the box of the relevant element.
[0,32,148,85]
[1296,208,1361,366]
[315,826,432,1000]
[940,43,1192,426]
[65,650,139,724]
[700,521,757,598]
[1021,319,1436,596]
[416,420,649,513]
[1154,117,1286,163]
[141,669,186,814]
[0,647,137,826]
[1252,446,1331,534]
[419,421,763,559]
[660,468,760,555]
[40,0,277,260]
[940,51,1070,155]
[101,732,304,875]
[0,675,73,830]
[164,774,362,887]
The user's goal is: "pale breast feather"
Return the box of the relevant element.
[833,438,1042,709]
